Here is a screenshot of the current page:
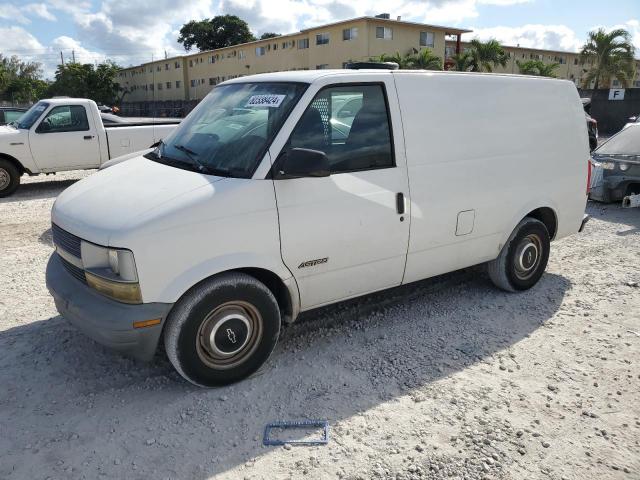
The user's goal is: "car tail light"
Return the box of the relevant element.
[586,158,592,195]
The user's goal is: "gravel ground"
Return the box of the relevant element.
[1,172,639,480]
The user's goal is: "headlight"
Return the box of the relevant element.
[619,163,630,171]
[80,241,141,304]
[594,161,615,170]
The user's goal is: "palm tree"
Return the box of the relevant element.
[449,52,473,72]
[407,48,443,70]
[467,39,508,72]
[516,60,559,77]
[579,28,635,89]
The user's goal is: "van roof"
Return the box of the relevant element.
[223,69,573,85]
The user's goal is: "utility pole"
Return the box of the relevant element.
[60,51,64,66]
[72,50,76,63]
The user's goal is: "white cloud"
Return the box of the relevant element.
[469,24,584,51]
[0,5,32,24]
[24,4,57,21]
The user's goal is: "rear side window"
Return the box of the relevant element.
[37,105,90,133]
[286,84,394,173]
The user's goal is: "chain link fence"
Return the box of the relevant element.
[119,100,200,119]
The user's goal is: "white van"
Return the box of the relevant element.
[46,70,590,387]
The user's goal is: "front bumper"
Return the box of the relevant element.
[46,253,173,361]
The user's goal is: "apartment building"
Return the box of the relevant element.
[119,15,469,102]
[118,14,640,103]
[446,40,640,89]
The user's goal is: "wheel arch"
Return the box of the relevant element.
[158,260,300,326]
[525,206,558,240]
[0,152,28,175]
[499,201,559,255]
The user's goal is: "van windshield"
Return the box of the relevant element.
[148,82,307,178]
[16,102,49,129]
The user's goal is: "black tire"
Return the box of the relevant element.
[488,217,550,292]
[164,272,281,387]
[0,159,20,198]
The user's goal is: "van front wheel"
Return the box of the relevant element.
[488,217,550,292]
[164,272,281,387]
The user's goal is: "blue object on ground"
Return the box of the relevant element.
[262,420,329,446]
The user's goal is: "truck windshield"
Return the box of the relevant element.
[16,102,49,129]
[148,82,307,178]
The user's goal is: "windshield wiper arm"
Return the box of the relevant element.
[173,144,229,176]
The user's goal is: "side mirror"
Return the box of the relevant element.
[36,120,51,133]
[629,116,637,122]
[274,148,330,179]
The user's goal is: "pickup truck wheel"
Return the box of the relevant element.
[164,272,281,387]
[0,159,20,197]
[488,217,550,292]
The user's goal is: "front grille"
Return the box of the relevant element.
[52,223,82,258]
[59,255,87,284]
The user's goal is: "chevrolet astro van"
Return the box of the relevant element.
[46,70,590,386]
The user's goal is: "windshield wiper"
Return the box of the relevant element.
[173,144,231,177]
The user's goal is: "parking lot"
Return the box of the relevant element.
[0,172,639,480]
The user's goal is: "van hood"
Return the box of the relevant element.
[52,155,225,246]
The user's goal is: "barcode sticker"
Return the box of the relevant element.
[245,94,286,108]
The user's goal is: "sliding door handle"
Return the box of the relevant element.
[396,192,405,215]
[83,135,94,140]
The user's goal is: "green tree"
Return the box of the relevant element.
[579,28,635,89]
[449,52,473,72]
[48,61,123,105]
[0,54,46,103]
[516,59,559,77]
[407,48,443,70]
[467,39,508,72]
[178,15,256,52]
[260,32,280,40]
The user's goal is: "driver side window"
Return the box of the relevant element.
[287,84,394,173]
[37,105,90,133]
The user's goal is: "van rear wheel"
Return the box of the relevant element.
[164,272,281,387]
[0,159,20,198]
[488,217,550,292]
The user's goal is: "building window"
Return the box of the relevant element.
[256,46,266,56]
[574,58,578,65]
[273,43,278,50]
[376,26,393,39]
[297,38,309,49]
[175,61,180,68]
[157,83,162,90]
[239,50,245,59]
[156,65,161,71]
[149,84,154,91]
[316,33,330,45]
[166,82,171,89]
[176,81,181,88]
[190,79,196,87]
[165,63,169,70]
[209,78,216,85]
[445,46,455,58]
[419,31,434,48]
[208,55,215,64]
[343,27,358,41]
[316,64,329,69]
[634,80,640,87]
[189,59,193,67]
[612,79,620,87]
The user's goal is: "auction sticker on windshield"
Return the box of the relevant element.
[245,94,286,108]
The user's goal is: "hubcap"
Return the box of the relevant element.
[514,234,542,281]
[0,168,10,191]
[196,301,263,370]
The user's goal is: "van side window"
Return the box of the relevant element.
[287,84,394,173]
[37,105,90,133]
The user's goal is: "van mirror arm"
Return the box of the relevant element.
[273,148,330,179]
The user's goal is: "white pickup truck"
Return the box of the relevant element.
[0,98,179,196]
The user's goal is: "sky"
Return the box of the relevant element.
[0,0,638,79]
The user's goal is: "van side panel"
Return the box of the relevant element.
[394,72,588,284]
